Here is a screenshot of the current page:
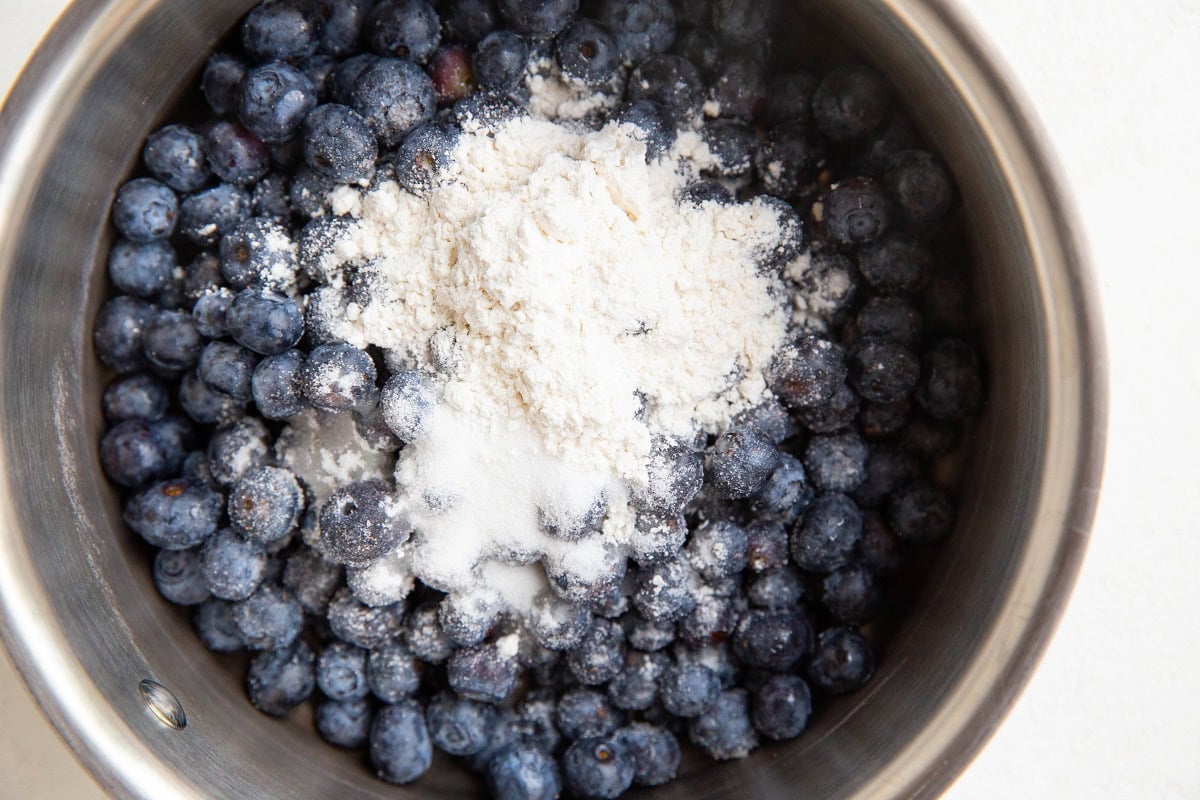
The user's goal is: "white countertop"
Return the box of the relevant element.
[2,1,1197,797]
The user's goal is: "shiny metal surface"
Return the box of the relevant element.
[0,0,1106,798]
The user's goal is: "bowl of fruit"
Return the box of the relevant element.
[0,0,1105,798]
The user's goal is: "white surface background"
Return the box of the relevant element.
[2,1,1198,797]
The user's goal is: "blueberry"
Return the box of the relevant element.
[379,369,436,441]
[251,349,307,420]
[103,373,169,422]
[283,546,343,614]
[152,547,210,606]
[813,66,890,141]
[124,479,223,550]
[626,54,704,126]
[320,480,408,566]
[746,565,805,609]
[557,687,621,739]
[851,445,920,509]
[794,252,860,325]
[233,584,303,649]
[100,419,173,488]
[669,25,719,76]
[599,0,675,64]
[632,558,694,624]
[857,234,933,297]
[615,100,674,159]
[804,431,870,493]
[178,183,253,249]
[300,343,377,413]
[765,70,819,125]
[316,698,373,748]
[566,618,626,686]
[731,608,812,671]
[239,62,318,144]
[303,104,378,184]
[709,0,774,47]
[448,639,521,703]
[141,310,202,372]
[527,597,592,652]
[194,598,246,652]
[196,342,257,403]
[659,662,719,717]
[106,239,175,299]
[556,19,619,86]
[219,217,297,290]
[886,149,954,223]
[822,563,882,625]
[439,590,503,646]
[207,416,271,486]
[705,427,779,500]
[112,178,178,243]
[741,519,789,573]
[394,121,460,194]
[823,176,892,246]
[628,510,687,566]
[855,295,924,346]
[327,53,377,105]
[475,30,528,90]
[453,90,526,129]
[241,1,319,62]
[687,688,758,759]
[679,180,732,206]
[918,338,983,421]
[886,481,955,545]
[205,120,270,186]
[467,707,522,771]
[202,53,246,116]
[686,520,750,581]
[768,334,847,410]
[316,0,371,56]
[563,737,634,800]
[514,691,563,753]
[228,466,304,546]
[538,491,606,541]
[808,626,875,694]
[226,287,304,355]
[633,437,702,515]
[351,57,437,147]
[749,458,814,530]
[179,371,245,425]
[754,121,823,199]
[856,510,904,575]
[328,588,405,649]
[498,0,579,38]
[368,641,423,701]
[364,0,441,62]
[711,57,767,121]
[141,125,210,196]
[607,651,668,711]
[790,492,864,573]
[201,528,268,600]
[425,691,496,755]
[487,745,562,800]
[246,639,316,718]
[314,641,371,701]
[701,119,757,179]
[303,53,338,101]
[191,289,235,340]
[751,674,811,740]
[849,336,920,405]
[433,44,481,105]
[404,602,456,663]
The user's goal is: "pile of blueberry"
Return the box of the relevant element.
[91,0,984,797]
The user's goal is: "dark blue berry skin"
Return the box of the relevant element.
[918,338,983,421]
[629,511,687,567]
[857,234,933,296]
[437,592,500,648]
[379,369,436,441]
[201,528,268,601]
[498,0,579,38]
[751,455,816,525]
[679,180,732,206]
[318,0,371,56]
[626,54,705,126]
[330,53,379,105]
[301,343,377,412]
[229,466,304,544]
[103,373,169,423]
[124,479,223,550]
[804,431,870,493]
[179,370,244,425]
[316,641,371,700]
[152,547,210,606]
[526,598,590,652]
[754,121,824,199]
[327,588,405,649]
[599,0,675,64]
[751,674,811,740]
[474,30,528,90]
[768,334,847,410]
[107,239,175,299]
[303,104,378,184]
[241,1,318,62]
[467,708,521,771]
[813,66,890,141]
[351,58,437,147]
[857,510,904,576]
[791,492,864,573]
[100,420,173,488]
[711,57,767,122]
[686,520,749,581]
[824,176,892,247]
[706,426,779,500]
[616,723,678,786]
[887,481,956,545]
[746,565,805,610]
[855,295,924,346]
[757,200,806,270]
[566,618,626,686]
[607,651,667,711]
[283,546,343,615]
[710,0,774,47]
[320,480,407,566]
[206,416,271,487]
[670,25,719,76]
[247,640,316,717]
[178,183,253,249]
[191,290,235,339]
[239,62,318,144]
[365,0,441,62]
[555,19,620,86]
[142,310,203,372]
[86,290,151,370]
[851,445,920,509]
[808,626,875,694]
[426,691,497,755]
[370,699,434,784]
[616,100,674,159]
[113,178,177,243]
[368,641,423,701]
[194,598,245,652]
[198,341,259,402]
[556,687,621,739]
[886,149,953,223]
[205,121,270,186]
[304,54,339,102]
[765,71,819,126]
[514,691,563,753]
[234,584,304,650]
[744,519,790,573]
[403,602,455,663]
[488,745,562,800]
[226,287,304,355]
[632,559,695,624]
[449,640,522,703]
[850,336,921,405]
[453,90,525,129]
[633,437,702,516]
[316,698,373,748]
[563,736,635,800]
[660,662,719,718]
[252,349,307,419]
[393,122,460,194]
[732,608,813,671]
[444,0,499,43]
[822,563,882,625]
[202,53,246,116]
[702,119,757,179]
[687,688,758,760]
[220,216,297,290]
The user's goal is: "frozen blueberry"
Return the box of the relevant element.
[404,602,456,663]
[557,687,621,739]
[142,310,202,372]
[474,30,528,90]
[316,698,373,749]
[394,121,460,194]
[563,737,635,800]
[538,490,606,541]
[371,699,433,784]
[178,184,253,249]
[448,639,521,703]
[556,19,620,86]
[514,691,563,753]
[328,588,405,649]
[857,234,933,296]
[283,546,342,614]
[751,455,816,525]
[219,217,297,290]
[301,343,377,412]
[765,70,819,125]
[813,66,889,141]
[615,99,674,159]
[205,120,270,186]
[754,121,823,199]
[289,166,338,219]
[804,432,870,493]
[679,180,732,206]
[628,511,687,566]
[304,104,378,184]
[112,178,177,243]
[320,480,408,566]
[488,745,562,800]
[453,90,525,129]
[687,688,758,760]
[855,295,924,346]
[768,334,847,410]
[315,641,370,701]
[849,336,921,406]
[886,149,954,224]
[685,520,749,581]
[808,626,875,694]
[626,54,705,126]
[524,597,589,653]
[659,662,719,718]
[202,52,246,116]
[633,437,703,515]
[241,1,318,61]
[379,370,436,441]
[100,419,173,489]
[194,598,245,652]
[191,290,235,340]
[327,52,377,104]
[918,338,983,421]
[632,558,695,624]
[498,0,579,38]
[709,0,774,47]
[442,0,497,43]
[607,651,668,711]
[566,618,626,686]
[197,342,257,403]
[207,416,271,486]
[822,563,882,625]
[107,240,174,301]
[710,57,766,121]
[746,565,804,610]
[701,120,756,180]
[742,519,789,573]
[599,0,675,63]
[430,44,478,105]
[233,584,303,650]
[228,466,303,545]
[851,445,920,509]
[152,547,210,606]
[247,640,316,717]
[368,641,423,701]
[790,492,864,573]
[615,723,679,786]
[250,349,306,420]
[426,691,496,755]
[887,481,955,545]
[706,427,779,500]
[351,57,437,147]
[124,479,223,550]
[364,0,441,62]
[179,371,245,425]
[201,528,268,601]
[94,296,154,373]
[103,373,169,423]
[439,591,503,647]
[732,608,812,671]
[239,62,318,144]
[823,177,892,246]
[751,674,811,740]
[226,287,304,355]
